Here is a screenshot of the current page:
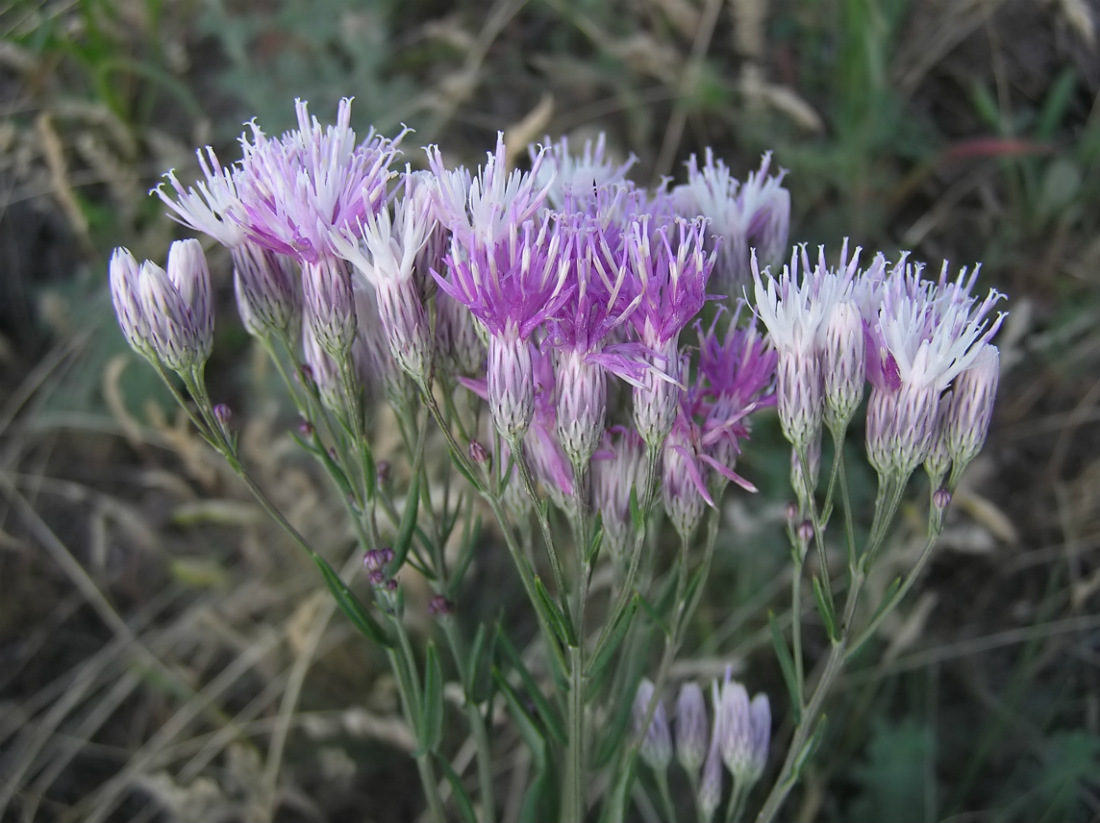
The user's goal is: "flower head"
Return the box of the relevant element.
[532,132,637,211]
[235,98,403,263]
[633,678,672,772]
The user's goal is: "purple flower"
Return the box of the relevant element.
[531,132,637,211]
[673,150,790,291]
[676,681,710,775]
[155,147,248,248]
[633,678,672,772]
[235,98,404,263]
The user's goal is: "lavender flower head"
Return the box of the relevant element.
[235,98,403,263]
[627,216,716,448]
[155,146,248,249]
[532,132,637,211]
[431,138,571,439]
[864,257,1005,479]
[674,150,790,291]
[751,241,863,453]
[330,171,435,385]
[548,213,651,466]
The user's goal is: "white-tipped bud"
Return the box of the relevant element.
[944,344,999,473]
[747,692,771,784]
[488,331,534,442]
[633,340,683,450]
[556,350,607,468]
[633,678,672,772]
[232,242,300,341]
[866,381,942,480]
[128,239,214,372]
[302,257,357,358]
[675,682,709,775]
[776,347,823,452]
[822,299,865,432]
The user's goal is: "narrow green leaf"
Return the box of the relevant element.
[588,594,639,684]
[812,575,838,642]
[421,641,444,753]
[534,577,577,648]
[494,667,549,770]
[636,592,672,638]
[390,472,420,572]
[449,515,482,592]
[314,439,355,499]
[768,610,801,724]
[495,626,566,744]
[312,554,391,648]
[787,714,828,785]
[600,754,637,823]
[519,769,553,823]
[466,622,496,704]
[586,523,604,566]
[433,754,478,823]
[595,668,642,768]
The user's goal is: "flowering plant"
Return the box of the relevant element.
[110,98,1004,823]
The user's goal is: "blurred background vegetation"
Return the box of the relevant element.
[1,0,1098,821]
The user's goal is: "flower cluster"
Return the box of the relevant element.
[751,242,1005,496]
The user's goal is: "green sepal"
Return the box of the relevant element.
[420,641,444,753]
[311,554,391,648]
[433,754,478,823]
[495,626,566,744]
[812,575,839,642]
[768,610,802,724]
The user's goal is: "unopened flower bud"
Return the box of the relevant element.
[663,424,706,540]
[376,461,391,487]
[718,678,752,780]
[469,440,489,465]
[933,486,952,510]
[298,420,314,437]
[213,403,232,426]
[790,438,821,515]
[427,594,454,616]
[436,291,485,376]
[798,519,815,544]
[385,578,398,592]
[698,738,723,823]
[944,345,999,473]
[633,678,672,772]
[675,682,709,774]
[747,692,771,784]
[822,300,865,432]
[924,391,954,486]
[376,276,433,386]
[302,324,344,412]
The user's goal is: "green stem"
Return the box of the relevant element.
[566,645,586,823]
[512,438,570,617]
[654,769,676,823]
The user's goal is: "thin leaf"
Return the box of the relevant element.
[421,641,444,753]
[312,554,391,647]
[494,668,549,770]
[390,471,420,572]
[768,610,801,723]
[534,576,577,648]
[450,450,483,492]
[629,485,644,532]
[495,626,567,744]
[434,754,478,823]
